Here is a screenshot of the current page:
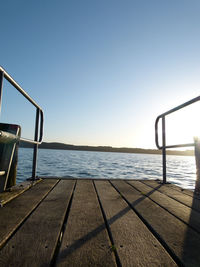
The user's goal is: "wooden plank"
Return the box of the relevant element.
[0,179,75,267]
[56,180,116,267]
[142,180,199,198]
[128,180,200,234]
[141,180,200,212]
[111,180,200,266]
[0,179,42,207]
[0,178,58,248]
[94,180,177,266]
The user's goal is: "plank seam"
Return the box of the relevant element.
[0,179,60,250]
[139,180,200,213]
[50,180,77,267]
[152,180,200,199]
[141,179,200,199]
[170,188,200,199]
[141,180,196,199]
[93,180,122,267]
[126,181,200,236]
[142,180,200,200]
[109,181,184,267]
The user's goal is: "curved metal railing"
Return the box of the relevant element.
[155,95,200,183]
[0,66,44,179]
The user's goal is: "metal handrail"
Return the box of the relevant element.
[0,66,44,179]
[155,95,200,183]
[0,66,44,144]
[155,95,200,149]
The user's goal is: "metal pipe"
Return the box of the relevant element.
[0,66,44,145]
[158,95,200,118]
[0,66,44,186]
[0,66,42,111]
[164,143,194,149]
[155,115,194,149]
[155,95,200,185]
[155,95,200,149]
[39,109,44,143]
[194,137,200,194]
[155,116,160,149]
[162,116,167,183]
[155,115,195,149]
[0,71,3,115]
[32,108,40,180]
[0,130,19,144]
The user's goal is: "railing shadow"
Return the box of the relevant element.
[181,178,200,265]
[57,183,159,264]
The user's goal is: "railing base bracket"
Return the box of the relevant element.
[27,177,41,182]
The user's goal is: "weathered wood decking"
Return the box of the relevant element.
[0,178,200,266]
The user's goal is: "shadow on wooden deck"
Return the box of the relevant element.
[1,178,200,266]
[57,182,160,264]
[182,180,200,266]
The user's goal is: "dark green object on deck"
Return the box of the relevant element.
[0,123,21,192]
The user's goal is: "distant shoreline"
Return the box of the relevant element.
[19,141,194,156]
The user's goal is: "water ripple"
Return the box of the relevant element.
[16,148,196,190]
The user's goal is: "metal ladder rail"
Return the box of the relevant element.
[0,66,44,184]
[155,95,200,184]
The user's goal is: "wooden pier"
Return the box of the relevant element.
[0,178,200,266]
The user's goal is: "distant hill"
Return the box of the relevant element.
[19,141,194,156]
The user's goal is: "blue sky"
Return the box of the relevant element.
[0,0,200,148]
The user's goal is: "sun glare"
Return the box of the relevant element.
[165,102,200,146]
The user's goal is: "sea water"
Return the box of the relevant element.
[16,148,196,190]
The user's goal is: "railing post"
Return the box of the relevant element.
[194,137,200,194]
[0,71,4,115]
[162,116,167,183]
[32,108,40,180]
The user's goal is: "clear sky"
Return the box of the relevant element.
[0,0,200,148]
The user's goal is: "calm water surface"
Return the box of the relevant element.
[17,148,196,190]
